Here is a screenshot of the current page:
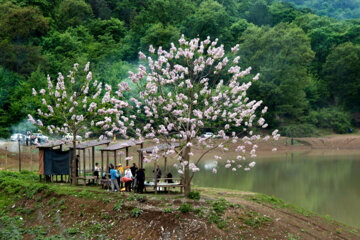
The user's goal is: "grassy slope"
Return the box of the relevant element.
[0,171,359,240]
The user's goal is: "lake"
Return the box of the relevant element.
[189,150,360,228]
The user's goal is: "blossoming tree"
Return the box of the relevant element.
[118,35,279,195]
[28,62,114,184]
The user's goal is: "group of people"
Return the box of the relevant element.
[94,162,145,193]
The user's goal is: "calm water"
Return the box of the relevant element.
[189,150,360,228]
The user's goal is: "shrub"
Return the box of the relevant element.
[179,203,193,213]
[113,200,123,212]
[212,198,227,214]
[187,191,200,200]
[130,208,143,217]
[307,108,352,133]
[279,123,318,137]
[164,208,172,213]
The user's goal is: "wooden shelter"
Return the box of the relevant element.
[137,143,181,193]
[69,139,111,184]
[99,140,143,178]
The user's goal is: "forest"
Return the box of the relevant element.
[282,0,360,19]
[1,0,360,138]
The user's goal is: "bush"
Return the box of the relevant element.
[130,208,143,217]
[279,123,318,137]
[187,191,200,200]
[212,198,228,214]
[179,203,193,213]
[164,208,172,213]
[307,108,352,134]
[113,200,123,212]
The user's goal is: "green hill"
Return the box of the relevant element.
[279,0,360,19]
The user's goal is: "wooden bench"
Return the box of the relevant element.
[144,178,183,194]
[77,176,99,185]
[100,179,111,190]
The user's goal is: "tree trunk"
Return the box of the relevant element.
[72,137,77,185]
[182,146,191,196]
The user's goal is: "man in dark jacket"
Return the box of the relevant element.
[136,169,145,193]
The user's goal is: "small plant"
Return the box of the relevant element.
[127,194,136,201]
[103,198,111,203]
[187,191,200,200]
[60,205,67,211]
[195,207,205,217]
[164,208,172,213]
[57,199,66,206]
[243,211,272,227]
[131,208,143,218]
[113,200,123,212]
[101,212,110,220]
[134,194,145,202]
[213,198,227,214]
[65,227,79,235]
[179,203,193,213]
[35,195,42,202]
[47,197,57,206]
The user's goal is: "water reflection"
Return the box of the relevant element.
[190,150,360,228]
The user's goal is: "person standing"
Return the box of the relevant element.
[136,168,145,193]
[124,166,133,192]
[117,164,124,188]
[94,162,100,184]
[110,166,120,192]
[130,163,138,188]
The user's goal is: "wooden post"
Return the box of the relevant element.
[68,149,72,183]
[91,147,95,173]
[106,143,109,170]
[18,140,21,172]
[114,151,117,167]
[5,146,7,171]
[164,156,167,179]
[140,143,144,168]
[30,146,33,172]
[101,150,104,179]
[106,151,109,172]
[138,151,141,169]
[126,147,129,166]
[154,160,157,194]
[83,149,86,180]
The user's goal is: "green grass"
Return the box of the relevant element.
[246,194,313,217]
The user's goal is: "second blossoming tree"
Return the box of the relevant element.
[28,62,116,184]
[114,35,279,195]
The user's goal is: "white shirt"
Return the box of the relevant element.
[124,169,133,178]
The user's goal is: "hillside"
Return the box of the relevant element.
[1,171,359,239]
[280,0,360,19]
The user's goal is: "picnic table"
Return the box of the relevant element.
[144,178,183,194]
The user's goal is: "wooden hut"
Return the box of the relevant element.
[69,139,111,185]
[37,140,67,182]
[99,140,143,178]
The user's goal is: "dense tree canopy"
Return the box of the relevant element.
[0,0,360,138]
[281,0,360,19]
